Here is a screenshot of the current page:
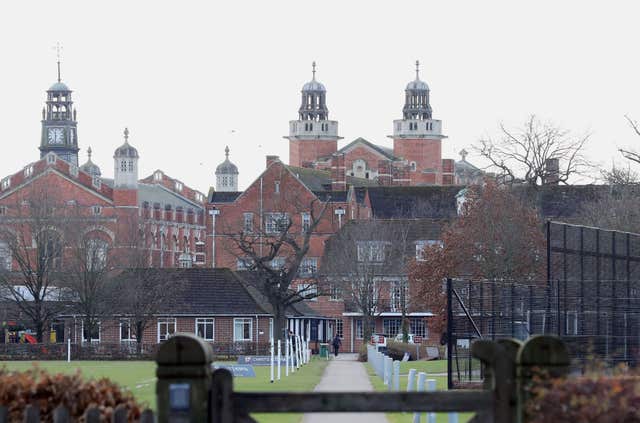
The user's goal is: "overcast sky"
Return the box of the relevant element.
[2,1,639,191]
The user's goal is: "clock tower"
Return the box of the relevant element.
[39,59,79,165]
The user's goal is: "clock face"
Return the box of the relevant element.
[48,128,64,144]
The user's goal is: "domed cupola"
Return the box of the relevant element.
[80,147,102,177]
[403,60,432,120]
[215,146,239,192]
[113,128,139,189]
[298,62,328,121]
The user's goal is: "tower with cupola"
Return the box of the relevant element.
[285,62,342,168]
[390,61,447,185]
[39,57,79,165]
[215,146,239,192]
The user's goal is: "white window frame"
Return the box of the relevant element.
[237,258,254,271]
[243,212,254,233]
[119,320,135,342]
[234,318,253,342]
[195,318,215,341]
[264,212,289,234]
[299,257,318,277]
[92,205,102,216]
[154,171,163,181]
[175,181,183,191]
[415,240,443,261]
[24,165,34,178]
[301,212,311,233]
[329,283,342,301]
[297,283,318,301]
[158,317,177,343]
[81,320,101,343]
[355,319,375,339]
[410,318,428,338]
[357,241,388,263]
[335,319,344,338]
[1,178,10,190]
[0,241,11,271]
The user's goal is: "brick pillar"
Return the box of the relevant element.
[441,159,455,185]
[330,153,346,191]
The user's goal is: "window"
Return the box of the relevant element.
[301,212,311,233]
[264,213,289,234]
[0,206,6,216]
[120,321,135,342]
[237,258,254,270]
[158,318,176,342]
[357,241,387,263]
[1,178,10,190]
[128,160,134,172]
[86,238,108,272]
[0,241,11,270]
[297,283,318,301]
[154,171,163,181]
[92,177,101,189]
[82,321,100,343]
[24,165,34,178]
[565,311,578,335]
[383,318,402,337]
[415,240,443,261]
[37,230,62,270]
[355,319,375,339]
[195,241,205,254]
[196,318,215,341]
[120,160,127,172]
[69,164,78,177]
[335,319,343,338]
[243,213,254,233]
[92,205,102,216]
[274,181,280,194]
[269,257,285,270]
[410,162,417,172]
[175,181,183,191]
[47,154,56,164]
[234,318,253,341]
[299,257,318,277]
[390,280,409,312]
[410,318,427,338]
[329,284,342,301]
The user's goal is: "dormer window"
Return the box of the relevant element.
[92,176,102,189]
[195,193,204,203]
[275,181,280,194]
[1,178,11,190]
[47,154,56,164]
[24,165,34,178]
[175,181,183,191]
[92,206,102,216]
[69,164,78,177]
[154,171,163,181]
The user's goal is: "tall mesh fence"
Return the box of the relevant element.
[447,221,640,388]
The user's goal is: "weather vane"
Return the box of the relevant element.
[53,42,63,82]
[312,61,316,80]
[415,60,420,80]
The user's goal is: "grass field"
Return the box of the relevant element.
[365,360,474,423]
[0,359,329,423]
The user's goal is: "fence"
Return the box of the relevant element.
[446,221,640,388]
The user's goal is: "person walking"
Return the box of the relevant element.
[332,334,342,357]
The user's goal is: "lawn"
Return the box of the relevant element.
[365,360,474,423]
[0,358,329,423]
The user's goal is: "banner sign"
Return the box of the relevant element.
[212,363,256,378]
[238,355,287,366]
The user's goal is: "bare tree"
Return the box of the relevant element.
[222,192,329,343]
[474,115,592,186]
[0,186,67,342]
[600,163,640,186]
[321,220,412,344]
[618,115,640,165]
[578,186,640,234]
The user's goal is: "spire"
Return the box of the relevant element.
[225,145,230,159]
[53,42,63,82]
[415,59,420,80]
[87,147,93,161]
[459,149,468,162]
[312,61,316,81]
[123,127,129,144]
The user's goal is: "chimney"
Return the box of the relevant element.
[266,155,280,168]
[544,158,559,185]
[330,153,346,191]
[442,158,455,185]
[377,160,393,186]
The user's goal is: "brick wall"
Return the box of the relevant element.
[289,139,337,168]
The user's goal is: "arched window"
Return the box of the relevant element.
[0,241,11,270]
[37,230,62,270]
[85,238,109,271]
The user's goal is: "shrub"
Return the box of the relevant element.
[0,366,143,421]
[526,368,640,422]
[358,344,368,362]
[386,341,432,361]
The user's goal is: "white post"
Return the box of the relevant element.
[448,412,459,423]
[385,356,393,389]
[270,338,274,383]
[427,379,437,423]
[285,338,289,377]
[407,368,416,391]
[296,336,301,369]
[67,337,71,363]
[290,338,296,373]
[393,360,400,391]
[277,340,281,381]
[413,372,426,423]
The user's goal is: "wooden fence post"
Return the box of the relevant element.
[516,335,569,423]
[156,333,214,423]
[211,368,234,423]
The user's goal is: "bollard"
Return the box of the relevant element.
[393,360,400,391]
[285,339,289,377]
[156,333,213,423]
[270,338,274,383]
[407,368,416,391]
[413,372,426,423]
[426,379,437,423]
[385,356,393,390]
[383,356,389,385]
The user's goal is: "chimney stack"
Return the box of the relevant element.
[266,155,280,168]
[377,160,393,186]
[330,153,346,191]
[544,158,560,185]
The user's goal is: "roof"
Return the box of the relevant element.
[302,80,326,92]
[49,82,71,92]
[406,79,429,91]
[138,183,204,210]
[114,141,139,158]
[115,268,270,315]
[216,159,239,175]
[511,184,606,219]
[286,165,378,191]
[338,137,398,161]
[312,191,347,202]
[366,186,463,218]
[209,191,242,203]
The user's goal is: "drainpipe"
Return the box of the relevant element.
[209,207,220,268]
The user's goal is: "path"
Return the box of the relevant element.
[302,353,389,423]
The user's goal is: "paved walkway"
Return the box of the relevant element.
[302,353,389,423]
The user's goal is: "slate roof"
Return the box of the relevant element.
[338,137,398,160]
[114,268,270,315]
[286,165,379,191]
[312,191,347,202]
[209,191,242,203]
[367,186,463,219]
[138,183,204,210]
